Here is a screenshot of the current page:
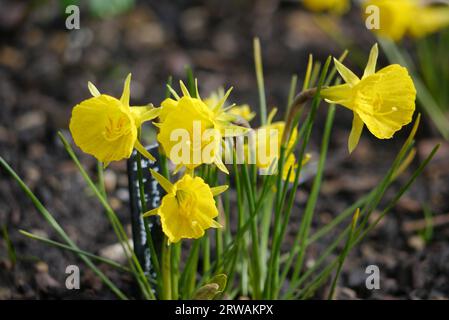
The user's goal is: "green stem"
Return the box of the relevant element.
[254,37,267,125]
[171,242,180,300]
[161,238,172,300]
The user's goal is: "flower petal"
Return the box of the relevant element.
[212,87,232,113]
[142,208,159,217]
[320,84,353,107]
[88,81,101,97]
[69,95,137,163]
[363,43,378,78]
[134,139,156,162]
[131,106,161,126]
[334,58,360,87]
[210,185,228,196]
[179,80,191,97]
[120,73,132,106]
[354,65,416,139]
[150,169,174,194]
[267,107,278,124]
[210,220,223,228]
[348,112,364,154]
[214,154,229,174]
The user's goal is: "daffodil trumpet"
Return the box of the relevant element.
[69,74,160,165]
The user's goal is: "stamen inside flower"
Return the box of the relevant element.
[176,189,197,217]
[103,113,132,141]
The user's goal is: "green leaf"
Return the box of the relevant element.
[0,156,128,300]
[193,274,227,300]
[210,274,227,292]
[193,283,220,300]
[89,0,135,18]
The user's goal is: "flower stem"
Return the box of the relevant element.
[282,88,318,146]
[161,238,172,300]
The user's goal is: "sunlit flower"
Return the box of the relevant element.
[204,87,255,122]
[282,153,311,183]
[69,74,160,164]
[303,0,350,14]
[363,0,449,41]
[321,44,416,153]
[143,170,227,243]
[409,6,449,38]
[248,109,301,181]
[229,104,256,122]
[157,81,247,174]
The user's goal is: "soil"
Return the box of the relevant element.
[1,0,448,300]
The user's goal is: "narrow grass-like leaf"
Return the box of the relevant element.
[0,156,128,300]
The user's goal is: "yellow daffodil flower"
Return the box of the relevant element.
[157,81,248,174]
[281,153,312,183]
[204,88,255,122]
[363,0,449,41]
[409,6,449,38]
[303,0,350,14]
[229,104,256,122]
[248,108,302,181]
[143,170,227,243]
[321,44,416,153]
[69,74,160,164]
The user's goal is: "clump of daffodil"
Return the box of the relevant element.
[69,74,160,164]
[302,0,350,14]
[143,170,227,243]
[321,44,416,153]
[363,0,449,41]
[157,81,248,174]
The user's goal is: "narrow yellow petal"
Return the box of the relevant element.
[179,80,191,97]
[88,81,101,97]
[320,84,353,107]
[210,185,228,196]
[302,153,311,165]
[222,125,250,137]
[214,155,229,174]
[139,108,161,123]
[142,208,159,217]
[120,73,132,106]
[173,164,184,175]
[195,78,201,100]
[166,84,181,101]
[348,113,364,154]
[150,169,174,193]
[334,58,360,87]
[134,139,156,162]
[211,220,223,229]
[267,107,278,124]
[130,105,159,126]
[212,87,233,112]
[363,43,378,78]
